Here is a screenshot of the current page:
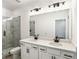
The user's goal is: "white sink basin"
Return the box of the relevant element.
[24,38,63,47]
[28,39,44,43]
[49,42,63,46]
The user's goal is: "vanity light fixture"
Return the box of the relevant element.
[61,1,65,5]
[16,0,21,3]
[30,8,41,12]
[48,4,52,8]
[48,1,66,8]
[48,2,59,8]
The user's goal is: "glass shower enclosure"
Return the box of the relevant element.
[2,16,21,59]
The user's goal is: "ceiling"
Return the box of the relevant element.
[2,0,67,10]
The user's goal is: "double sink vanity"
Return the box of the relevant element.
[20,38,76,59]
[20,4,77,59]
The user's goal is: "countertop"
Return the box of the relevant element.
[20,38,76,53]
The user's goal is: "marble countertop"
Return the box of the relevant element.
[20,38,76,53]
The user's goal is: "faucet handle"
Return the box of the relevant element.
[34,34,39,37]
[34,34,39,40]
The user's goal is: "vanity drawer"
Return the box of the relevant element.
[31,44,38,49]
[61,51,75,59]
[47,48,61,56]
[39,46,47,53]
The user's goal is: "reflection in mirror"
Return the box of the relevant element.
[29,9,70,39]
[30,21,35,36]
[55,19,69,39]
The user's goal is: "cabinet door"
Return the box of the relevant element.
[39,47,49,59]
[48,54,62,59]
[39,52,49,59]
[30,45,39,59]
[39,52,62,59]
[21,43,26,59]
[21,43,31,59]
[53,55,62,59]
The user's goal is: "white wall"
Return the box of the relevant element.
[13,8,30,39]
[71,0,77,46]
[2,8,13,17]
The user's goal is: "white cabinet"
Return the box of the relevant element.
[47,48,62,59]
[47,54,62,59]
[20,42,76,59]
[61,51,76,59]
[30,45,39,59]
[39,51,48,59]
[20,42,31,59]
[39,46,62,59]
[39,46,49,59]
[20,42,27,59]
[39,52,62,59]
[47,48,61,56]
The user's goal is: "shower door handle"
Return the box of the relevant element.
[3,30,6,36]
[30,29,31,32]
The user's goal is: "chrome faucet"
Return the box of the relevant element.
[54,36,59,43]
[34,34,39,40]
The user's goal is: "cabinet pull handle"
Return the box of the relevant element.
[64,54,72,58]
[33,47,37,49]
[40,48,45,51]
[26,49,29,53]
[52,56,53,59]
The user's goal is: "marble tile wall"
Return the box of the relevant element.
[2,16,21,50]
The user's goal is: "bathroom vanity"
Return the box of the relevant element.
[20,1,77,59]
[20,38,76,59]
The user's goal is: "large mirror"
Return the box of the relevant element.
[29,9,71,39]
